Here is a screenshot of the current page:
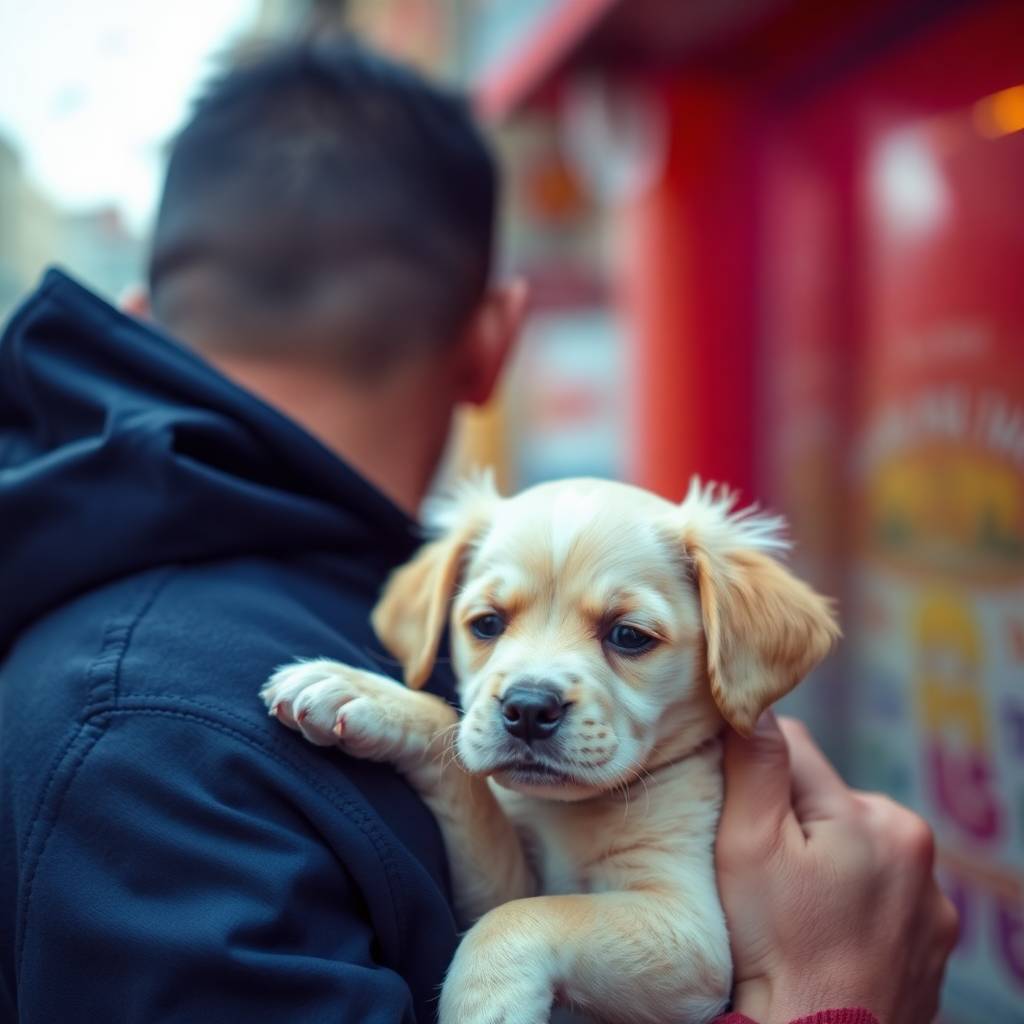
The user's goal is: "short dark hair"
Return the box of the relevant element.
[149,38,497,375]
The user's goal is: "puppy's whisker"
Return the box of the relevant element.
[426,719,457,750]
[609,774,630,815]
[424,727,455,774]
[625,763,652,817]
[429,721,463,771]
[442,743,469,774]
[437,744,456,772]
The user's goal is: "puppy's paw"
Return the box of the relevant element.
[440,941,553,1024]
[261,660,451,762]
[440,978,552,1024]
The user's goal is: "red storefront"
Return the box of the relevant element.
[474,1,1024,1018]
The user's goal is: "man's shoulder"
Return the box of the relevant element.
[2,556,450,875]
[122,556,392,703]
[2,555,395,746]
[1,562,458,1013]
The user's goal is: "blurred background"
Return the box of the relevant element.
[2,1,1022,1019]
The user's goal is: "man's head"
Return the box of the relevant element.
[135,39,524,511]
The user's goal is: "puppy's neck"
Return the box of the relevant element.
[638,699,723,779]
[646,734,720,778]
[606,731,722,802]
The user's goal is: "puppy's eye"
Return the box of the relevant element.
[469,613,506,640]
[606,624,657,654]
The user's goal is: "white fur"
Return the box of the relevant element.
[678,475,789,555]
[549,485,602,570]
[421,466,500,536]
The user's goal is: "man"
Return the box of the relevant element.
[0,40,954,1023]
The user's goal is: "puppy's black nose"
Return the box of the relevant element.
[500,685,565,743]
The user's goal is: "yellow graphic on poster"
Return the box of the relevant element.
[870,446,1024,581]
[913,590,1002,843]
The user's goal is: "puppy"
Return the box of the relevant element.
[261,475,838,1024]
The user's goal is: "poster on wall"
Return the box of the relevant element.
[849,105,1024,1022]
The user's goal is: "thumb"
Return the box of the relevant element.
[719,710,794,843]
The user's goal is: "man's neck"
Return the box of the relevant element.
[204,352,451,517]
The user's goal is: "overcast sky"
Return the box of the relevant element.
[0,0,257,230]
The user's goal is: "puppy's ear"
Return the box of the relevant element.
[679,479,840,736]
[372,472,499,689]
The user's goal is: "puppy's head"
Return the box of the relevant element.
[373,475,838,800]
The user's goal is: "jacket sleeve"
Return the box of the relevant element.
[15,709,422,1023]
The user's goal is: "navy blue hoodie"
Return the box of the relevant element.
[0,270,460,1022]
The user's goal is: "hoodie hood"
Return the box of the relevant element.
[0,269,421,652]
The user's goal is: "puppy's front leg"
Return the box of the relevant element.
[441,891,731,1024]
[261,660,532,923]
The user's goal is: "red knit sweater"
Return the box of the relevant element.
[715,1010,879,1024]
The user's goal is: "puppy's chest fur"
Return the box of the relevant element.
[493,743,724,899]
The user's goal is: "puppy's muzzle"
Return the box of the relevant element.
[500,683,566,745]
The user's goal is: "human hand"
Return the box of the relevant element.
[715,712,959,1024]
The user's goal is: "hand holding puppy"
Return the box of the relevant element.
[717,713,959,1024]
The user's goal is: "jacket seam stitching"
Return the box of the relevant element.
[87,705,410,893]
[14,720,106,983]
[15,569,175,978]
[84,568,175,712]
[15,704,410,985]
[16,569,174,869]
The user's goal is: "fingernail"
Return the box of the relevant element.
[754,709,778,736]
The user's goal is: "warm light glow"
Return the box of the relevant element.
[972,83,1024,139]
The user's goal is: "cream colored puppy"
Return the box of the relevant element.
[261,475,838,1024]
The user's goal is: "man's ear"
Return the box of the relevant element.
[371,473,499,688]
[679,480,840,736]
[457,279,528,407]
